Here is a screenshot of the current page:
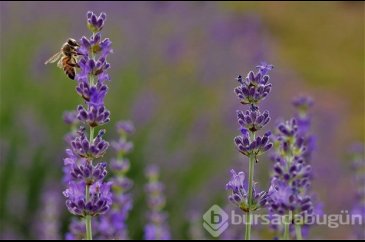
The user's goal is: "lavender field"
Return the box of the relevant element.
[0,1,364,240]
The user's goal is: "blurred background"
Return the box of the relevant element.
[0,1,364,240]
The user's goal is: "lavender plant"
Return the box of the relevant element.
[62,11,113,240]
[268,120,312,239]
[34,187,62,240]
[292,96,315,162]
[144,165,171,240]
[97,121,135,239]
[265,95,322,240]
[268,115,314,240]
[227,63,274,240]
[63,111,80,147]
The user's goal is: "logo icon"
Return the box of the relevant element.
[203,205,229,237]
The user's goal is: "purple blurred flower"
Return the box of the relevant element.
[116,120,135,135]
[269,118,314,210]
[34,187,62,240]
[111,139,133,154]
[268,114,318,239]
[269,178,313,215]
[65,219,87,240]
[144,165,171,240]
[293,96,316,161]
[292,96,314,113]
[64,111,79,125]
[256,62,274,76]
[96,121,135,240]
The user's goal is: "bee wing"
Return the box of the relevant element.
[57,58,63,69]
[44,51,62,65]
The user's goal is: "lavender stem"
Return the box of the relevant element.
[283,219,289,240]
[84,31,96,240]
[295,224,303,240]
[85,186,92,240]
[245,132,256,240]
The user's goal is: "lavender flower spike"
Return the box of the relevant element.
[97,121,135,240]
[268,114,316,240]
[62,11,113,240]
[144,165,171,240]
[228,63,274,240]
[34,187,62,240]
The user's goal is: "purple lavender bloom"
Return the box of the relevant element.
[234,65,272,108]
[256,62,274,76]
[234,128,272,158]
[87,11,107,33]
[70,127,109,159]
[144,165,171,240]
[237,109,270,132]
[77,86,111,127]
[226,169,270,212]
[63,181,112,217]
[68,158,107,185]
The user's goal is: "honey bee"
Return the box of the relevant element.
[45,38,80,80]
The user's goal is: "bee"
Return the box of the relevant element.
[45,38,80,80]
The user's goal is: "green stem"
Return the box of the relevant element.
[86,96,94,241]
[295,223,303,240]
[85,185,92,240]
[245,132,256,240]
[283,213,290,240]
[89,126,95,143]
[85,36,96,240]
[85,215,92,240]
[283,222,289,240]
